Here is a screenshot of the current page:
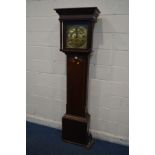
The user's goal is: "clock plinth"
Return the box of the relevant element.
[62,114,94,148]
[54,7,100,148]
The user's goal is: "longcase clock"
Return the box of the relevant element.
[54,7,100,148]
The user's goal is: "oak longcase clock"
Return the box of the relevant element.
[55,7,100,148]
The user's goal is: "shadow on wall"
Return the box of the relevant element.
[89,17,103,79]
[87,17,103,130]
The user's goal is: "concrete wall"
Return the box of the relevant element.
[26,0,129,145]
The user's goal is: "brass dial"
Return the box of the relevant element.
[66,25,87,49]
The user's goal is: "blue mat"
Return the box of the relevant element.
[26,121,129,155]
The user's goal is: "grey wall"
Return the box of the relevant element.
[26,0,129,145]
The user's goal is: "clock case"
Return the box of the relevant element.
[55,7,100,148]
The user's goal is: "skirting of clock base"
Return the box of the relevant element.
[62,114,94,149]
[63,136,94,149]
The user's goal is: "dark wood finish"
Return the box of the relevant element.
[54,7,100,148]
[67,54,89,117]
[55,7,100,20]
[62,113,94,148]
[55,7,100,53]
[59,20,63,51]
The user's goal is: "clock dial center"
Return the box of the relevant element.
[66,25,88,49]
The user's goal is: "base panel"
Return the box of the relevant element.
[63,135,94,149]
[62,114,94,148]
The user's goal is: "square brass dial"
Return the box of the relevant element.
[66,25,88,49]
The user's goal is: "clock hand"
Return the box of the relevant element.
[76,27,78,38]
